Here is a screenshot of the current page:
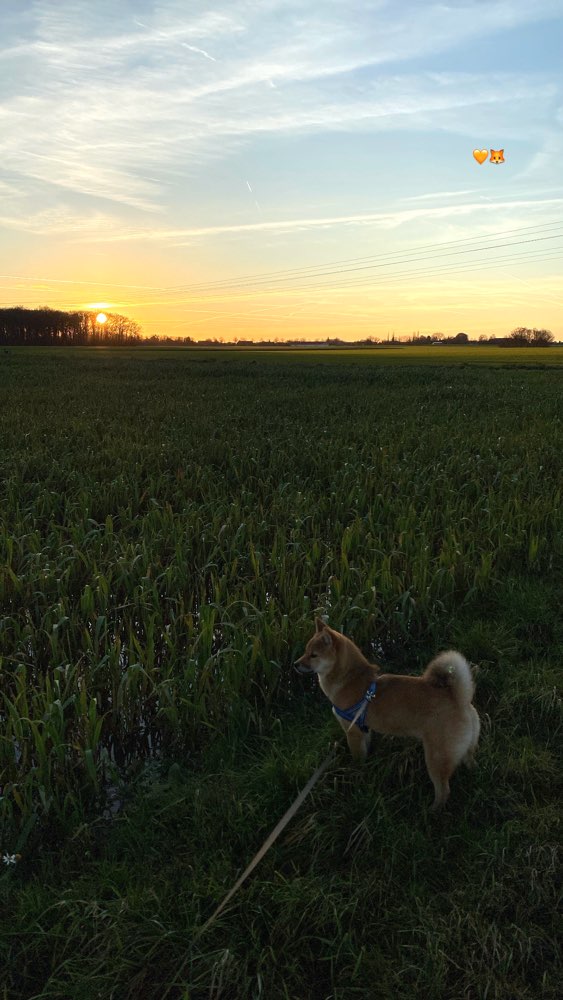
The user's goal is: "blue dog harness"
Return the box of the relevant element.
[332,680,377,733]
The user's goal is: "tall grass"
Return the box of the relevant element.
[0,350,561,836]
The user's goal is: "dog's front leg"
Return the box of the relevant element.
[334,712,371,761]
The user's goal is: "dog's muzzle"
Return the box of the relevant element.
[294,661,312,675]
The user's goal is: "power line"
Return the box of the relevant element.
[0,274,167,291]
[164,233,563,294]
[162,220,563,292]
[2,246,561,308]
[2,220,563,299]
[103,249,563,302]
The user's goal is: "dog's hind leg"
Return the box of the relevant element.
[423,742,453,812]
[334,712,371,762]
[462,707,481,769]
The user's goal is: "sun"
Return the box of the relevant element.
[96,312,107,324]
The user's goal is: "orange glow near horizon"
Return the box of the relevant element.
[53,261,561,343]
[1,209,562,343]
[3,236,562,344]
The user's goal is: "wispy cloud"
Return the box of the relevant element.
[0,0,561,217]
[68,197,563,245]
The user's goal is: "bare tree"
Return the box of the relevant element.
[0,307,142,346]
[510,327,554,347]
[529,328,554,346]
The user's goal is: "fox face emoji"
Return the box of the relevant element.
[490,149,505,163]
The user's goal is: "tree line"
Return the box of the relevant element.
[405,328,555,346]
[0,308,142,346]
[0,309,555,347]
[138,328,557,346]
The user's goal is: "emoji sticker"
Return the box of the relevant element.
[473,149,488,164]
[489,149,505,163]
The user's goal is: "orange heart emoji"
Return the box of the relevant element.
[473,149,488,164]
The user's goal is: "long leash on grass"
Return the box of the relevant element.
[199,743,338,936]
[162,743,338,997]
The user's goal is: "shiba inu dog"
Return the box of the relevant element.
[295,619,480,810]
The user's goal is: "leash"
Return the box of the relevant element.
[162,743,338,998]
[347,702,368,732]
[198,743,338,936]
[346,685,376,733]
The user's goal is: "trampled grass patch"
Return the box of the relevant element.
[0,347,561,998]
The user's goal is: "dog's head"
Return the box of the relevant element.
[294,618,338,676]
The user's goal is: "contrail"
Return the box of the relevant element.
[182,43,216,62]
[246,180,262,213]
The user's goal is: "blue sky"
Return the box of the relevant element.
[1,0,562,339]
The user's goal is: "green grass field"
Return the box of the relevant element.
[1,347,562,999]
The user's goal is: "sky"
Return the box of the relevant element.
[1,0,562,342]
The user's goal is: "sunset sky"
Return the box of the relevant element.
[1,0,562,341]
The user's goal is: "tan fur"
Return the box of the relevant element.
[295,619,480,811]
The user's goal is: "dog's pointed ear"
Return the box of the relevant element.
[315,617,326,632]
[320,630,333,647]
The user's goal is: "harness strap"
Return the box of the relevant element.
[332,680,377,734]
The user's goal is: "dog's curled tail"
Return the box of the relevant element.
[424,650,475,706]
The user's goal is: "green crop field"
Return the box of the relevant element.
[1,347,562,999]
